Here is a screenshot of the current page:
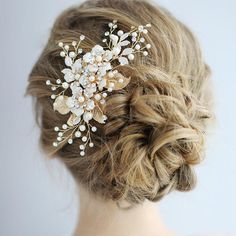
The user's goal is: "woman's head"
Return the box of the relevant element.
[27,0,214,206]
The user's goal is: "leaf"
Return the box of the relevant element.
[109,34,119,46]
[104,73,131,90]
[53,95,70,115]
[118,56,129,65]
[65,56,73,67]
[121,48,134,56]
[61,68,71,74]
[120,32,129,41]
[119,40,130,46]
[93,105,106,124]
[67,114,81,126]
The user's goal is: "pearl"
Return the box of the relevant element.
[131,37,136,42]
[78,96,85,103]
[68,139,73,144]
[89,142,94,147]
[108,87,113,92]
[51,94,56,99]
[143,51,148,56]
[104,31,109,36]
[94,94,101,100]
[146,44,151,49]
[80,145,85,150]
[53,142,58,147]
[128,54,135,60]
[135,44,141,50]
[58,132,63,137]
[109,82,115,87]
[56,79,61,84]
[75,74,80,80]
[72,41,77,47]
[60,51,66,57]
[132,32,137,37]
[140,37,145,43]
[80,151,85,156]
[138,25,144,31]
[117,30,124,36]
[54,127,59,131]
[69,52,76,58]
[91,126,97,132]
[100,99,105,104]
[62,124,68,129]
[51,86,56,91]
[75,131,81,137]
[58,42,63,47]
[108,71,114,78]
[57,137,62,141]
[146,23,151,27]
[82,136,87,142]
[62,82,69,89]
[143,29,148,34]
[89,75,95,82]
[78,48,83,54]
[108,22,113,28]
[46,80,51,85]
[80,35,85,40]
[64,45,69,51]
[102,92,107,98]
[96,56,102,62]
[79,125,86,132]
[102,39,107,42]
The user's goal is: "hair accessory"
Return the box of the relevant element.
[46,20,151,156]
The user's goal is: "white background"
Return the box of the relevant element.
[0,0,235,235]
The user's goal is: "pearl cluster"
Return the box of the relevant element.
[46,20,152,156]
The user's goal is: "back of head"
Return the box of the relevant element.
[27,0,214,206]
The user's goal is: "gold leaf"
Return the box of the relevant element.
[93,105,106,124]
[53,95,70,115]
[105,73,131,90]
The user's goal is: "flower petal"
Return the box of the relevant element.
[118,56,129,65]
[67,114,81,126]
[61,68,71,74]
[65,56,73,67]
[71,107,84,117]
[72,59,82,72]
[120,32,129,41]
[64,71,75,82]
[119,40,130,46]
[53,95,70,114]
[121,48,134,56]
[110,34,119,46]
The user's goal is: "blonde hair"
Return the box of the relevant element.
[27,0,214,206]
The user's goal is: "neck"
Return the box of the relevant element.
[73,185,174,236]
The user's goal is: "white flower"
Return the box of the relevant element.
[91,45,104,56]
[83,52,94,64]
[61,59,82,82]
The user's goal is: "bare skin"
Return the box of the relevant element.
[73,185,176,236]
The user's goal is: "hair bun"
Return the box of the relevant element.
[101,73,209,203]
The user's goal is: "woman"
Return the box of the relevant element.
[27,0,214,235]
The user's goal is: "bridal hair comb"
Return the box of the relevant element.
[46,20,152,156]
